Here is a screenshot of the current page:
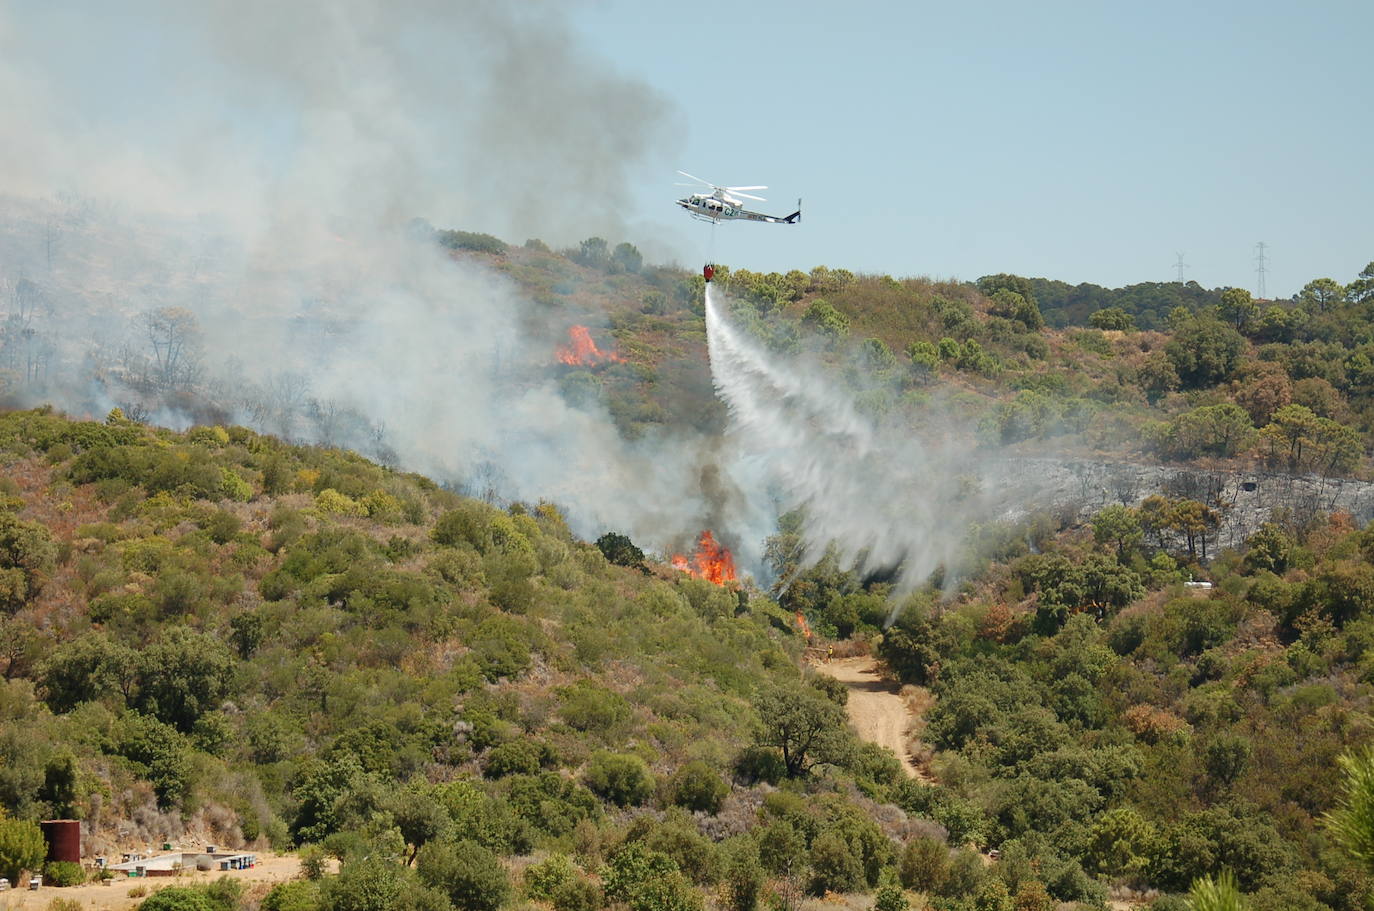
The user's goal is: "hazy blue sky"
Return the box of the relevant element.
[572,0,1373,298]
[3,1,1369,299]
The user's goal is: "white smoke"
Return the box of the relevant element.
[0,2,1033,587]
[704,284,1024,594]
[0,1,727,557]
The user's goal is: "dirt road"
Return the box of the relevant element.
[1,853,303,911]
[813,655,931,782]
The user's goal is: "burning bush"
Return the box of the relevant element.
[557,326,624,366]
[671,531,736,586]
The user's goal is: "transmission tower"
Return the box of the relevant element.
[1254,242,1268,299]
[1173,253,1189,283]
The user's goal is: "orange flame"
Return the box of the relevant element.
[671,530,737,586]
[795,610,813,641]
[557,325,624,366]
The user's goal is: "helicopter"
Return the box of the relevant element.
[675,171,801,225]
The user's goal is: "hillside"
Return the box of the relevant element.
[5,210,1374,910]
[0,408,930,904]
[473,237,1374,491]
[3,406,1374,911]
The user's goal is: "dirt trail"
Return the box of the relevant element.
[0,853,302,911]
[813,655,933,783]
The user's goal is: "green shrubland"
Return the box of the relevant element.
[9,248,1374,911]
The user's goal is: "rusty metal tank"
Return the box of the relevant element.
[40,820,80,863]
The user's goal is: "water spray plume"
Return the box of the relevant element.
[556,326,624,366]
[702,284,1027,604]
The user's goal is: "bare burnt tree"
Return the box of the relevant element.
[236,381,274,428]
[1164,470,1228,508]
[369,420,399,468]
[1070,463,1100,505]
[268,370,311,438]
[142,306,203,391]
[464,456,508,505]
[1108,466,1140,505]
[0,279,56,391]
[117,401,151,423]
[307,397,342,447]
[219,358,272,428]
[43,221,61,273]
[21,333,54,389]
[14,278,45,326]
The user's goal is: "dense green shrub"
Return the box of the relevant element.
[732,745,785,785]
[135,627,237,731]
[898,836,948,892]
[43,860,85,886]
[584,752,654,807]
[435,780,534,854]
[559,682,631,733]
[506,772,600,837]
[809,831,865,894]
[483,738,551,779]
[872,884,908,911]
[525,853,577,900]
[595,532,645,570]
[470,615,533,681]
[755,820,807,876]
[117,713,194,808]
[719,837,763,911]
[0,512,58,612]
[262,880,322,911]
[41,632,138,712]
[624,873,701,911]
[602,844,700,911]
[939,848,986,898]
[642,816,720,885]
[669,761,728,814]
[432,503,496,551]
[0,816,45,884]
[320,856,406,911]
[552,875,603,911]
[417,840,509,911]
[437,230,507,255]
[137,887,216,911]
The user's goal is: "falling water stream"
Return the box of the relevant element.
[703,283,1021,599]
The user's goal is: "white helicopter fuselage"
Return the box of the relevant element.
[676,192,801,225]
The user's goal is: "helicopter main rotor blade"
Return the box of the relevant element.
[732,192,766,202]
[725,185,767,192]
[676,170,714,187]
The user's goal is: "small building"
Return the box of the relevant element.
[217,854,256,871]
[109,851,257,878]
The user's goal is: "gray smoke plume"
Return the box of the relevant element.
[0,1,1033,587]
[0,0,672,243]
[0,1,736,557]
